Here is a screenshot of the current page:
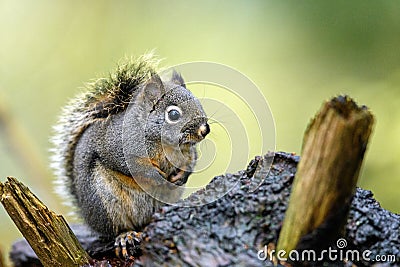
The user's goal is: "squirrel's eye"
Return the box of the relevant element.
[168,109,180,121]
[165,106,182,123]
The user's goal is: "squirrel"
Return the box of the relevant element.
[50,54,210,257]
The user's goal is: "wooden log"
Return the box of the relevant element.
[0,177,91,267]
[277,96,375,257]
[6,153,400,267]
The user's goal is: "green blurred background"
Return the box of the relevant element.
[1,0,399,263]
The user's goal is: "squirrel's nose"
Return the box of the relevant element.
[198,123,210,138]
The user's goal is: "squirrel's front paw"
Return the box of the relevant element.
[114,231,143,259]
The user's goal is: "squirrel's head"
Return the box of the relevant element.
[136,71,209,154]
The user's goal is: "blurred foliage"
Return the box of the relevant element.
[0,0,399,263]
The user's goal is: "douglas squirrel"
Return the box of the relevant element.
[51,54,210,257]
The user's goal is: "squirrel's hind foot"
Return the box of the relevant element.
[114,231,143,259]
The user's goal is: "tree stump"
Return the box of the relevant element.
[277,95,374,259]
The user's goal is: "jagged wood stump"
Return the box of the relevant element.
[278,95,374,257]
[0,177,91,267]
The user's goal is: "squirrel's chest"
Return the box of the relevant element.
[93,162,161,232]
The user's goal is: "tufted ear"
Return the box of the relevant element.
[138,74,165,108]
[171,70,186,88]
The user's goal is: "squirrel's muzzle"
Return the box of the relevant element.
[180,118,210,144]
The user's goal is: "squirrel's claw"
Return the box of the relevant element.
[114,231,143,259]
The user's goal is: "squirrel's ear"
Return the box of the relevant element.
[140,74,165,105]
[171,70,186,88]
